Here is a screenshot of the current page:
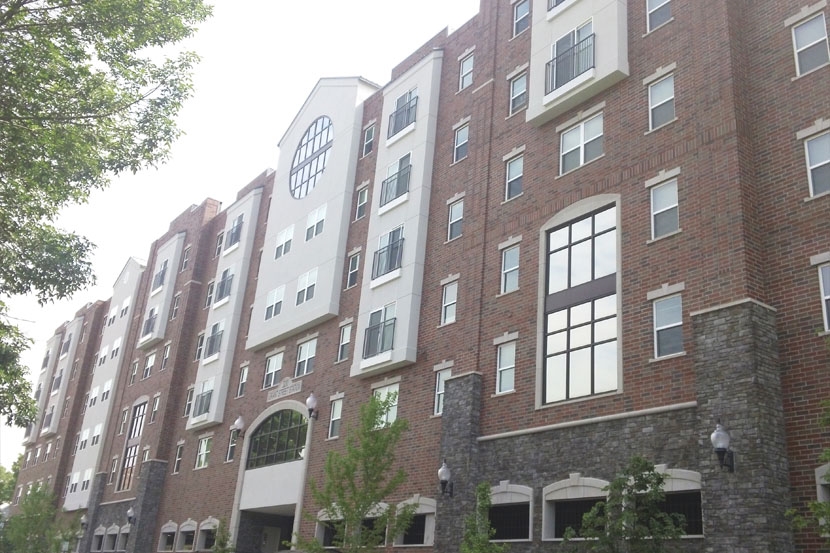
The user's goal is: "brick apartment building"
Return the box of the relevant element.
[9,0,830,552]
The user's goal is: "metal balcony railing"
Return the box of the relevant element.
[388,97,418,138]
[142,314,157,337]
[50,373,62,392]
[225,221,243,248]
[547,0,568,9]
[371,238,404,279]
[205,331,223,357]
[193,390,213,417]
[151,266,167,290]
[216,274,234,301]
[363,318,396,359]
[380,165,412,207]
[545,34,595,94]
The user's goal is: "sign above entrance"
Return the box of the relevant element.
[266,377,303,403]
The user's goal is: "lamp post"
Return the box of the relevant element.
[306,392,318,420]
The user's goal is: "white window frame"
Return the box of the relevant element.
[296,268,318,305]
[820,263,830,332]
[142,353,155,379]
[805,131,830,197]
[506,155,523,200]
[363,125,375,157]
[329,398,343,438]
[448,199,464,240]
[646,0,672,32]
[648,74,675,130]
[497,341,516,394]
[653,294,684,358]
[172,444,184,474]
[355,187,369,220]
[227,429,240,462]
[509,73,528,115]
[434,368,452,415]
[373,382,399,426]
[149,395,160,423]
[195,436,212,469]
[560,112,603,174]
[337,324,352,362]
[501,245,520,294]
[296,338,317,377]
[204,281,214,308]
[306,204,326,241]
[441,282,458,325]
[161,343,171,370]
[459,54,474,90]
[346,252,360,288]
[265,286,285,320]
[454,124,469,163]
[195,333,205,360]
[275,225,294,259]
[237,366,248,397]
[650,178,679,239]
[792,12,830,76]
[513,0,530,37]
[263,352,282,389]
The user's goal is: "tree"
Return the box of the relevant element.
[294,393,415,553]
[0,0,212,427]
[0,455,20,504]
[787,398,830,539]
[460,482,509,553]
[210,518,234,553]
[1,484,79,553]
[564,456,685,553]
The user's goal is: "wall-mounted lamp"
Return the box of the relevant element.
[438,460,453,497]
[126,507,136,525]
[306,392,318,420]
[710,421,735,473]
[80,514,88,530]
[231,415,246,436]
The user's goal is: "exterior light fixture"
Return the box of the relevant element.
[438,460,453,497]
[80,514,88,530]
[306,392,318,420]
[231,415,245,436]
[126,507,136,525]
[710,421,735,472]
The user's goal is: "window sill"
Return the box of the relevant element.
[543,68,595,107]
[792,61,830,81]
[505,107,527,121]
[379,192,408,216]
[538,389,621,410]
[456,84,472,95]
[491,389,516,398]
[645,117,678,135]
[496,288,520,298]
[556,154,605,179]
[649,351,687,363]
[450,155,468,167]
[818,330,830,337]
[437,320,456,329]
[213,296,230,309]
[370,269,401,289]
[445,235,462,245]
[502,192,523,205]
[805,189,830,202]
[203,353,219,365]
[223,242,240,256]
[642,17,675,37]
[509,27,529,42]
[646,228,682,244]
[334,357,349,365]
[150,286,163,297]
[360,350,393,371]
[386,122,416,147]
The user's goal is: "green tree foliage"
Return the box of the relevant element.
[564,456,685,553]
[1,484,79,553]
[295,393,414,553]
[460,482,509,553]
[0,0,212,427]
[211,518,234,553]
[0,455,20,503]
[787,399,830,539]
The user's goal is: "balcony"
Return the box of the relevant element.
[380,165,411,207]
[205,331,223,358]
[50,373,62,392]
[151,266,167,290]
[548,0,569,8]
[193,390,213,417]
[142,314,157,338]
[363,318,396,359]
[216,275,234,302]
[41,412,53,430]
[372,238,404,279]
[225,221,243,249]
[546,34,595,94]
[388,97,418,138]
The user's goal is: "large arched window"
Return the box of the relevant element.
[246,410,308,469]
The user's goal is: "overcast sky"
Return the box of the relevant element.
[0,0,480,470]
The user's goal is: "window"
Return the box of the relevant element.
[204,281,215,308]
[792,13,829,75]
[171,294,181,319]
[195,436,212,469]
[118,408,129,434]
[129,402,147,439]
[346,253,360,288]
[79,428,89,450]
[91,423,102,445]
[389,89,418,138]
[296,268,318,305]
[506,155,523,200]
[329,398,343,438]
[246,410,308,468]
[151,260,168,290]
[141,307,157,337]
[490,483,532,540]
[237,366,248,397]
[821,264,830,332]
[509,73,527,114]
[305,204,326,240]
[453,124,469,162]
[447,199,464,240]
[149,395,160,423]
[459,54,474,90]
[497,342,516,394]
[647,0,671,31]
[362,125,375,157]
[547,21,594,93]
[806,132,830,196]
[181,246,191,271]
[142,353,155,379]
[160,531,176,551]
[225,214,243,249]
[216,268,233,302]
[513,0,530,36]
[263,353,282,388]
[118,446,138,491]
[70,472,80,493]
[373,383,399,425]
[160,344,171,370]
[501,245,520,293]
[373,226,404,279]
[654,294,683,357]
[651,178,679,238]
[179,530,196,552]
[544,203,618,403]
[102,379,112,401]
[355,188,369,220]
[81,468,91,491]
[275,225,294,258]
[108,458,118,484]
[193,379,214,417]
[183,388,194,417]
[442,282,458,325]
[381,153,411,206]
[120,297,130,317]
[265,286,284,320]
[215,231,224,257]
[296,339,317,377]
[173,444,184,474]
[290,116,333,199]
[337,324,352,361]
[560,112,603,174]
[649,74,675,130]
[364,304,396,358]
[434,368,451,415]
[111,338,121,359]
[195,332,205,360]
[59,333,72,356]
[205,322,223,357]
[227,429,240,462]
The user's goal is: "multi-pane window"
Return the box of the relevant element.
[647,0,671,31]
[108,458,119,484]
[434,368,451,415]
[290,116,333,199]
[142,307,157,337]
[654,295,683,358]
[195,333,205,360]
[263,353,282,389]
[389,88,418,138]
[161,344,171,370]
[381,153,411,206]
[204,281,215,308]
[296,268,318,305]
[225,214,243,249]
[373,226,404,279]
[183,388,194,417]
[142,353,155,379]
[227,429,240,462]
[448,199,464,240]
[501,245,520,294]
[459,54,474,90]
[215,232,224,257]
[346,253,360,288]
[237,366,248,397]
[509,73,528,114]
[91,423,102,446]
[792,13,830,75]
[265,286,285,320]
[355,188,369,220]
[205,322,223,357]
[306,204,326,240]
[560,112,603,174]
[364,304,396,358]
[442,282,458,325]
[129,402,147,439]
[454,124,469,163]
[374,383,399,426]
[193,379,214,417]
[118,408,129,434]
[497,342,516,394]
[296,339,317,377]
[216,268,233,302]
[362,125,375,157]
[548,21,594,93]
[649,75,675,130]
[181,247,191,271]
[195,436,212,469]
[806,132,830,196]
[337,324,352,362]
[151,260,168,290]
[102,380,112,401]
[119,445,138,491]
[149,396,160,423]
[506,155,523,200]
[275,225,294,258]
[820,264,830,331]
[651,178,679,238]
[544,204,618,403]
[173,444,184,474]
[247,410,308,468]
[171,294,181,319]
[513,0,530,36]
[329,398,343,438]
[81,469,92,491]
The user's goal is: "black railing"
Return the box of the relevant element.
[42,412,53,430]
[205,331,223,357]
[193,390,213,417]
[363,318,396,359]
[151,266,167,289]
[142,314,157,337]
[547,0,568,9]
[226,220,243,248]
[545,34,595,94]
[380,165,412,206]
[372,238,404,279]
[216,274,234,301]
[388,97,418,138]
[50,373,62,392]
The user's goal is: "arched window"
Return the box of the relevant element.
[246,410,308,469]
